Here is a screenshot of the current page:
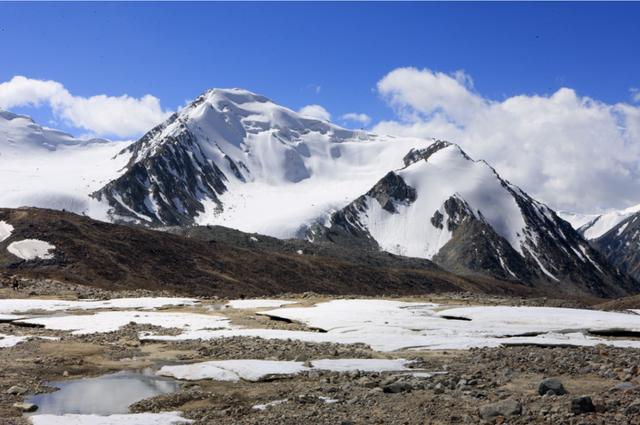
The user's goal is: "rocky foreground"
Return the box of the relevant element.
[1,279,640,424]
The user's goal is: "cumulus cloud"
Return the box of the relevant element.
[632,88,640,103]
[341,112,371,126]
[0,76,172,138]
[298,104,331,121]
[373,67,640,213]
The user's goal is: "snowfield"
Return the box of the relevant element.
[0,110,131,218]
[7,239,56,260]
[6,298,640,352]
[142,299,640,351]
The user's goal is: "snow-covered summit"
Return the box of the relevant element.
[309,141,632,296]
[0,110,131,216]
[560,204,640,240]
[0,109,106,152]
[93,88,435,234]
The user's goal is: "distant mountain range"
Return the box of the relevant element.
[0,88,638,298]
[560,206,640,282]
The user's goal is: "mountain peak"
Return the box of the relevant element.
[0,110,36,123]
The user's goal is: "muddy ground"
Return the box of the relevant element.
[1,280,640,424]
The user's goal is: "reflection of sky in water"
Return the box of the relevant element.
[27,369,180,415]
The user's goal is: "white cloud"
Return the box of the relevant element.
[298,104,331,121]
[341,112,371,126]
[0,76,171,138]
[373,67,640,213]
[632,87,640,103]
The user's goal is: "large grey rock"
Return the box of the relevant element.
[538,378,566,396]
[479,398,522,419]
[6,385,27,395]
[383,381,412,394]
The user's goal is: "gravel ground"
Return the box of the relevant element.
[1,285,640,424]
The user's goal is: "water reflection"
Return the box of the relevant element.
[27,369,180,415]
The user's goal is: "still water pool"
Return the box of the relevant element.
[27,369,180,415]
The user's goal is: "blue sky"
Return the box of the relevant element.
[1,2,640,212]
[1,2,639,135]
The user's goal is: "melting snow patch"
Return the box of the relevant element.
[225,299,297,309]
[7,239,56,260]
[0,334,58,348]
[141,300,640,351]
[158,360,308,382]
[251,399,288,411]
[0,334,30,348]
[157,358,414,382]
[0,220,13,242]
[309,358,412,373]
[0,298,198,315]
[0,314,24,322]
[28,412,192,425]
[16,311,230,335]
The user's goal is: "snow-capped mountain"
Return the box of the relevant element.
[591,212,640,282]
[92,89,434,236]
[2,91,637,297]
[306,141,635,297]
[0,110,131,216]
[559,204,640,240]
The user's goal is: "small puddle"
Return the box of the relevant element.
[26,368,180,416]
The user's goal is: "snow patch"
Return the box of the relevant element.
[0,298,198,315]
[142,300,640,351]
[225,299,297,310]
[28,412,192,425]
[16,311,229,335]
[0,220,13,242]
[7,239,56,260]
[157,358,413,382]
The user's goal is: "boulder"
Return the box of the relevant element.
[479,399,522,419]
[571,396,595,414]
[538,378,566,396]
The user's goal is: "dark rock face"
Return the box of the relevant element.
[402,140,456,166]
[432,203,534,284]
[304,171,418,251]
[93,127,230,226]
[538,378,566,396]
[592,213,640,282]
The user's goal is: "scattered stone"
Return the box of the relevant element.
[13,402,37,412]
[479,399,522,419]
[382,381,412,394]
[611,382,636,392]
[571,396,595,414]
[538,378,566,396]
[6,385,27,395]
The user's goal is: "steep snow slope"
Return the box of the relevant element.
[309,142,634,296]
[0,110,131,217]
[592,212,640,281]
[559,204,640,240]
[93,89,434,236]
